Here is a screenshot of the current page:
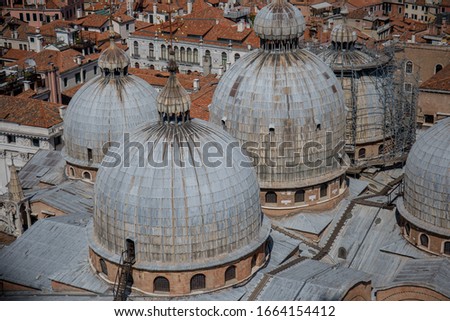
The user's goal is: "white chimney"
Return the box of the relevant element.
[237,20,244,32]
[193,78,200,91]
[76,56,82,65]
[218,66,223,76]
[226,61,231,71]
[35,27,40,34]
[393,34,400,43]
[187,0,193,14]
[411,34,416,43]
[76,8,83,19]
[23,80,31,91]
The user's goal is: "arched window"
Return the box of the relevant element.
[221,52,227,67]
[190,274,206,291]
[153,277,170,293]
[174,46,180,61]
[149,43,154,58]
[161,44,167,60]
[444,242,450,255]
[134,62,140,69]
[225,266,236,283]
[358,148,366,159]
[338,247,347,259]
[187,48,192,63]
[150,65,155,70]
[180,47,186,62]
[435,64,443,74]
[69,166,75,177]
[99,258,108,275]
[320,183,328,198]
[133,41,139,56]
[234,53,240,62]
[378,144,384,155]
[405,223,410,236]
[251,254,257,268]
[265,191,277,204]
[420,234,429,248]
[83,171,91,181]
[193,48,199,64]
[405,61,413,74]
[295,190,305,203]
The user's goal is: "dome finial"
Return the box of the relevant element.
[157,51,191,125]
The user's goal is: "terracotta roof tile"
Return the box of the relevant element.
[1,48,33,61]
[0,17,29,41]
[76,14,109,28]
[420,64,450,92]
[0,96,63,128]
[15,49,99,74]
[190,82,218,121]
[15,89,37,99]
[113,13,135,24]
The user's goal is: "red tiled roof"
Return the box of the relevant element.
[113,13,135,24]
[420,64,450,92]
[129,68,217,90]
[348,0,382,8]
[75,14,109,28]
[1,48,33,61]
[38,20,73,38]
[190,82,218,121]
[0,96,63,128]
[0,17,29,41]
[135,20,152,31]
[16,89,37,99]
[15,49,99,74]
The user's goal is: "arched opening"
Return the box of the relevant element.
[405,223,410,237]
[126,238,136,261]
[221,52,227,68]
[150,65,155,70]
[153,276,170,293]
[378,144,384,155]
[133,41,139,56]
[295,190,305,203]
[149,43,154,58]
[82,171,91,181]
[251,254,257,268]
[420,234,429,248]
[180,47,186,62]
[338,247,347,259]
[443,242,450,255]
[161,44,167,60]
[358,148,366,159]
[134,62,140,69]
[99,258,108,275]
[405,61,413,74]
[190,274,206,292]
[265,191,277,204]
[174,46,180,61]
[69,166,75,177]
[435,64,443,74]
[193,48,199,64]
[225,266,236,283]
[187,48,192,63]
[320,183,328,198]
[234,53,240,61]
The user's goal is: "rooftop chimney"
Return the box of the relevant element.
[187,0,193,14]
[237,20,244,32]
[76,8,83,19]
[193,78,200,91]
[23,80,31,91]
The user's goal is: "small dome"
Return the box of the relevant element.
[331,23,357,45]
[63,76,159,168]
[402,118,450,231]
[253,0,306,40]
[210,49,347,188]
[98,39,130,71]
[92,119,270,269]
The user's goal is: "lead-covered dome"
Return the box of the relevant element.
[400,118,450,233]
[63,39,159,169]
[210,50,347,189]
[253,0,306,41]
[91,120,270,269]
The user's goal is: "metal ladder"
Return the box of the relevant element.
[113,250,135,301]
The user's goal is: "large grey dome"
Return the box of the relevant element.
[210,49,347,189]
[401,118,450,233]
[91,119,270,270]
[253,0,306,41]
[63,75,159,168]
